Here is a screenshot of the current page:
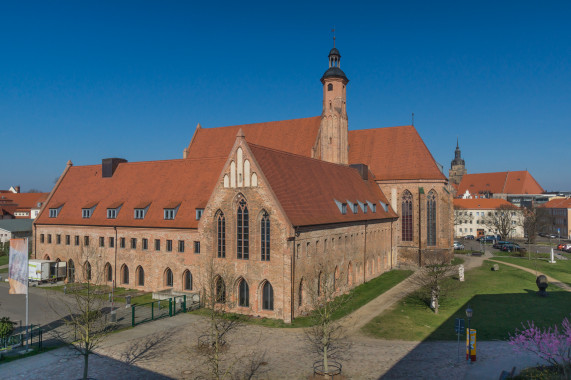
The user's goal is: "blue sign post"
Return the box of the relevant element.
[455,318,465,362]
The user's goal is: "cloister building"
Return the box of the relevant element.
[34,46,453,322]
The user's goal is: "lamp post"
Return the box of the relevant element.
[466,305,473,363]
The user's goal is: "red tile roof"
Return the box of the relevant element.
[0,192,48,209]
[249,144,397,226]
[185,117,321,160]
[35,158,227,229]
[348,125,446,181]
[457,171,544,196]
[540,198,571,209]
[453,198,517,210]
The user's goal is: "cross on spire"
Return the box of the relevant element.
[332,27,336,47]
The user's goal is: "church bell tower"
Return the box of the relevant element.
[449,138,467,185]
[319,45,349,165]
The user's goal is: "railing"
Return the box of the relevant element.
[131,295,188,327]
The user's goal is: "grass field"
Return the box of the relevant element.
[190,269,413,328]
[362,260,571,341]
[492,256,571,286]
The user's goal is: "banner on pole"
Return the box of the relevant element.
[9,238,28,294]
[466,328,477,362]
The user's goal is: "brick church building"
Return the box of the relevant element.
[34,46,453,322]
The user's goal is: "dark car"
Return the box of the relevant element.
[477,236,496,243]
[493,241,511,249]
[464,235,475,240]
[502,243,527,253]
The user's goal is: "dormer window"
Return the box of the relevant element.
[341,203,347,215]
[49,205,63,218]
[363,203,368,213]
[107,202,123,219]
[134,203,150,220]
[195,208,204,220]
[372,204,377,213]
[352,203,358,214]
[164,204,180,220]
[82,204,97,219]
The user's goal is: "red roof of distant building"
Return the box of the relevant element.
[249,144,397,226]
[540,198,571,209]
[454,198,517,210]
[0,193,49,209]
[457,171,543,196]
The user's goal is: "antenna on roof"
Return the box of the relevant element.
[332,26,336,47]
[411,113,414,126]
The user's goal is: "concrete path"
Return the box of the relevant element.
[488,259,571,292]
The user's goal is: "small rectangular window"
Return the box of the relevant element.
[341,203,347,215]
[47,234,52,244]
[363,203,368,213]
[155,239,160,251]
[352,204,358,214]
[142,238,148,250]
[40,234,45,243]
[99,237,105,247]
[164,209,176,220]
[82,208,94,218]
[372,204,376,213]
[49,208,59,218]
[109,237,115,248]
[84,236,89,246]
[195,208,204,220]
[74,235,79,246]
[120,237,125,248]
[178,240,185,253]
[56,234,61,244]
[166,240,172,252]
[194,241,200,254]
[134,208,147,219]
[65,235,70,245]
[131,238,137,249]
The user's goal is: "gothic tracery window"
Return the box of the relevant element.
[238,279,249,307]
[401,190,413,242]
[262,281,274,310]
[217,211,226,258]
[237,197,249,259]
[261,211,270,261]
[427,190,437,246]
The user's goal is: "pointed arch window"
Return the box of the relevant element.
[237,197,249,259]
[121,264,129,285]
[136,266,145,286]
[261,211,270,261]
[165,268,173,287]
[84,261,92,281]
[262,281,274,310]
[183,270,192,291]
[217,211,226,258]
[215,277,226,303]
[238,279,249,307]
[68,259,75,283]
[105,263,112,282]
[427,190,437,246]
[401,190,413,242]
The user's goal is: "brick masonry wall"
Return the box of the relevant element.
[378,180,454,266]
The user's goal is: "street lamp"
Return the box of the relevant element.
[466,305,473,363]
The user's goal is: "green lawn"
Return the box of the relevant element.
[190,269,413,328]
[362,260,571,341]
[0,255,9,267]
[492,256,571,286]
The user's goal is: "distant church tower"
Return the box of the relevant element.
[449,138,467,185]
[318,45,349,165]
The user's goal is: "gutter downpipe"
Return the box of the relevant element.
[390,220,393,269]
[363,222,367,284]
[33,224,37,259]
[291,226,298,324]
[419,189,422,267]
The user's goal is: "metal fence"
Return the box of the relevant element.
[131,296,188,327]
[1,324,44,353]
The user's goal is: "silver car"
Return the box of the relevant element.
[454,241,465,250]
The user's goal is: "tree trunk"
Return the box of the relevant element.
[83,353,89,380]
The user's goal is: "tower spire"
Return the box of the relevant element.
[332,26,336,48]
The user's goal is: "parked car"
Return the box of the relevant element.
[454,241,465,250]
[549,234,559,239]
[464,235,475,240]
[539,232,548,237]
[565,245,571,253]
[493,241,511,249]
[501,243,527,253]
[477,236,496,243]
[562,243,571,251]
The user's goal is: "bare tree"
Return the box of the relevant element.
[410,254,458,314]
[522,206,538,244]
[194,256,267,380]
[304,263,351,377]
[453,208,473,227]
[47,245,114,380]
[483,204,521,239]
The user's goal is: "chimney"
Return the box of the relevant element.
[349,164,369,180]
[15,186,20,193]
[102,158,127,178]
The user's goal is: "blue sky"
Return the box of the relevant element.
[1,1,569,192]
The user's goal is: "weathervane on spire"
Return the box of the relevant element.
[332,26,336,47]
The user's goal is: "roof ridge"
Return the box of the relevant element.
[248,142,358,170]
[201,115,321,130]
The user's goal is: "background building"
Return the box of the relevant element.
[454,198,524,239]
[539,198,571,239]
